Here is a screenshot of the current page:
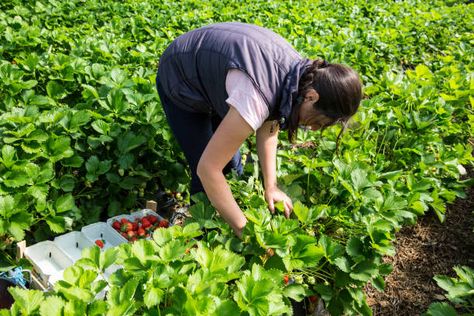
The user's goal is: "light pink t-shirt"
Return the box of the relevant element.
[225,69,269,131]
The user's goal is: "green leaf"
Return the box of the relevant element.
[362,188,383,203]
[36,162,55,184]
[79,244,101,270]
[58,175,76,192]
[283,234,324,270]
[55,194,75,213]
[46,216,67,233]
[144,286,163,308]
[91,120,110,135]
[107,89,127,113]
[60,266,96,291]
[0,195,15,217]
[424,302,457,316]
[26,129,49,143]
[39,295,65,316]
[61,155,84,167]
[1,145,16,168]
[110,68,127,84]
[292,201,310,224]
[55,282,93,302]
[117,131,146,154]
[453,266,474,287]
[189,201,216,223]
[87,300,108,316]
[314,283,333,301]
[319,235,345,262]
[131,239,158,265]
[8,287,44,314]
[182,222,203,239]
[349,260,379,282]
[118,153,134,169]
[283,284,308,301]
[100,247,118,271]
[120,277,139,302]
[381,194,408,212]
[81,84,100,100]
[346,237,365,260]
[63,300,87,316]
[46,136,74,162]
[334,257,351,273]
[193,244,245,281]
[153,227,173,246]
[414,64,433,80]
[274,201,285,214]
[214,299,241,316]
[8,221,27,241]
[86,156,112,182]
[46,81,67,99]
[3,169,30,188]
[351,168,369,191]
[69,110,91,131]
[371,275,386,292]
[234,274,274,315]
[159,239,187,263]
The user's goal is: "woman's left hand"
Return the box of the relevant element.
[265,186,293,218]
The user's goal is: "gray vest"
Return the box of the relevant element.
[157,22,310,129]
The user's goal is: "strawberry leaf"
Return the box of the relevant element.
[39,295,65,316]
[8,287,44,315]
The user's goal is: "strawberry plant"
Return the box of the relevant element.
[424,266,474,315]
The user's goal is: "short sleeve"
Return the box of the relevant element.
[225,69,269,131]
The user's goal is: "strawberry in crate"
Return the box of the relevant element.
[109,212,170,242]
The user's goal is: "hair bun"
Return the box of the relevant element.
[314,59,329,69]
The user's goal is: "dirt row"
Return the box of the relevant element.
[366,179,474,315]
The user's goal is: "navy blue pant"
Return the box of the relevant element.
[156,77,243,195]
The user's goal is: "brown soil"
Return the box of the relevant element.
[366,177,474,315]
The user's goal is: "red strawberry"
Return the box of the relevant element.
[148,216,158,224]
[158,220,169,228]
[141,218,151,228]
[132,221,139,231]
[121,222,132,232]
[137,227,146,237]
[127,230,135,239]
[308,295,318,303]
[95,239,105,248]
[112,221,121,230]
[283,275,289,285]
[120,218,129,224]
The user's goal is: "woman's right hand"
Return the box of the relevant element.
[265,186,293,218]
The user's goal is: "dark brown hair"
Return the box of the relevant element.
[288,59,362,145]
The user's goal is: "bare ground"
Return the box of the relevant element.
[366,179,474,315]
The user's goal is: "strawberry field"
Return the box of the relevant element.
[0,0,473,315]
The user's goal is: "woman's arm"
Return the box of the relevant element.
[197,107,254,236]
[256,120,293,217]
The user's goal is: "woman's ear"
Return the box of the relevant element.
[304,89,319,103]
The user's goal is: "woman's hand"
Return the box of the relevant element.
[265,186,293,218]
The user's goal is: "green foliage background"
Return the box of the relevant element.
[0,0,473,314]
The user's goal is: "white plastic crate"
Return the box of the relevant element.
[81,222,127,248]
[107,209,169,242]
[24,241,73,285]
[54,231,95,262]
[107,209,165,227]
